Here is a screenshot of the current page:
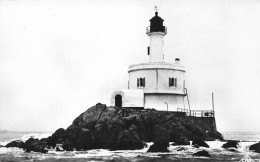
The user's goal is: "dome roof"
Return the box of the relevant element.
[149,12,164,22]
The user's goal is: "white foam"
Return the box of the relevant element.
[19,133,51,142]
[0,141,9,146]
[206,140,257,153]
[0,133,51,148]
[0,140,259,161]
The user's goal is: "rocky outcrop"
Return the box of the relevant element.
[5,140,24,148]
[193,150,211,157]
[5,139,49,153]
[249,142,260,153]
[23,138,48,153]
[222,140,239,149]
[5,103,223,152]
[192,138,209,148]
[147,140,169,152]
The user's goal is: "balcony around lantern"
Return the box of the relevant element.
[146,26,167,34]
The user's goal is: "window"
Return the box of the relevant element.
[137,78,145,87]
[169,77,174,87]
[169,77,177,87]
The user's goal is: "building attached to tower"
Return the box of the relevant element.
[111,11,186,111]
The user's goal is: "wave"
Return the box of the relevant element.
[1,131,259,162]
[0,140,259,161]
[19,133,51,141]
[0,132,51,146]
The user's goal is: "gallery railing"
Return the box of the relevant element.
[177,108,215,117]
[146,26,167,34]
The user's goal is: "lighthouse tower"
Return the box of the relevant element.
[147,11,166,62]
[111,10,186,111]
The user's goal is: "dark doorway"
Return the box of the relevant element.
[115,94,122,108]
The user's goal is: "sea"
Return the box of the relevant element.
[0,132,259,162]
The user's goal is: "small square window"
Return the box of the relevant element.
[137,78,145,87]
[169,77,177,87]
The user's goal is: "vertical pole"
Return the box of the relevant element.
[185,88,191,110]
[183,80,186,109]
[164,102,168,111]
[212,92,215,116]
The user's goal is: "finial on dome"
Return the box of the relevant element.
[154,6,158,16]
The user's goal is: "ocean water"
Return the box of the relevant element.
[222,132,260,141]
[0,132,259,162]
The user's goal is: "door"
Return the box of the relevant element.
[115,94,122,108]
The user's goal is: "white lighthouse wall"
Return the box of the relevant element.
[144,94,185,111]
[110,89,144,107]
[149,34,164,62]
[157,69,185,93]
[129,70,157,90]
[129,68,185,93]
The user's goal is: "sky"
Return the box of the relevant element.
[0,0,260,133]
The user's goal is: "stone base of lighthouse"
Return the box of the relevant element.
[144,93,185,111]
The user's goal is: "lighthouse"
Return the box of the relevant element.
[147,10,166,62]
[111,10,186,111]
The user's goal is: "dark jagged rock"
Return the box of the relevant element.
[62,142,74,151]
[192,138,209,148]
[147,139,169,152]
[193,150,211,157]
[249,142,260,153]
[207,131,224,141]
[53,128,66,137]
[44,128,66,147]
[4,103,223,151]
[75,128,95,150]
[182,124,206,140]
[172,136,190,145]
[222,140,239,149]
[23,138,48,153]
[5,140,24,148]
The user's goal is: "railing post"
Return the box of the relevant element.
[164,102,168,111]
[212,92,215,112]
